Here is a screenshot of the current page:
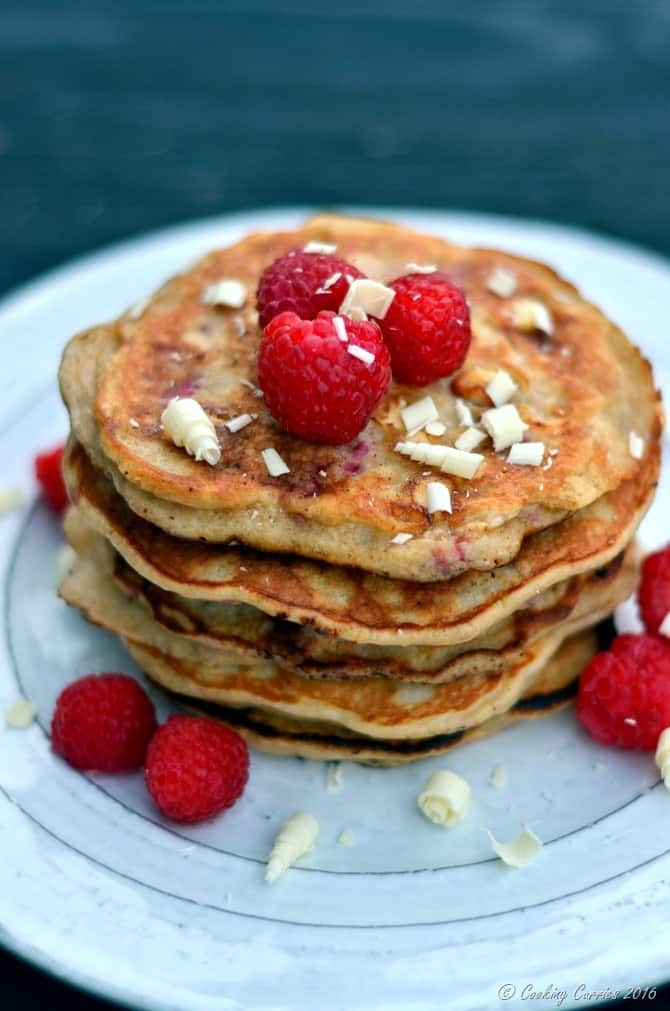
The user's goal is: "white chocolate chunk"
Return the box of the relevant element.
[265,812,319,883]
[333,316,348,343]
[0,487,23,513]
[426,482,452,516]
[347,344,375,366]
[224,413,256,433]
[161,397,221,466]
[338,829,355,846]
[425,420,447,437]
[629,431,645,460]
[404,262,437,274]
[238,378,264,398]
[486,369,518,407]
[202,278,247,309]
[129,417,140,428]
[481,404,529,452]
[486,265,518,298]
[655,728,670,789]
[261,448,290,477]
[659,613,670,638]
[346,306,368,322]
[489,765,506,789]
[418,770,471,827]
[401,396,439,433]
[455,427,487,452]
[487,826,543,868]
[507,441,545,466]
[439,446,484,479]
[56,545,76,583]
[512,298,554,336]
[4,697,37,729]
[326,763,342,793]
[391,532,413,545]
[303,240,336,254]
[455,399,475,427]
[340,278,395,319]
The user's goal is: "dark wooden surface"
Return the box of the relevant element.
[2,1,670,1007]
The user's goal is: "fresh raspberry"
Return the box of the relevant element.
[638,545,670,636]
[35,443,68,513]
[145,714,249,823]
[377,272,471,386]
[256,250,364,328]
[258,310,391,444]
[52,674,157,771]
[576,634,670,750]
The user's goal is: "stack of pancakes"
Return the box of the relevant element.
[58,215,662,765]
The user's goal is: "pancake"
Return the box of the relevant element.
[59,543,613,740]
[64,439,656,646]
[171,629,593,765]
[59,214,663,581]
[63,507,636,683]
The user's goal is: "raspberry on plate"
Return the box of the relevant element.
[256,249,364,328]
[378,272,471,386]
[258,310,391,445]
[576,634,670,750]
[638,545,670,636]
[34,443,68,513]
[145,714,249,823]
[52,674,157,771]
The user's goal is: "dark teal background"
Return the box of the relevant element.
[2,0,669,1006]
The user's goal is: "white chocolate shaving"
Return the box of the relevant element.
[4,697,37,729]
[425,420,447,437]
[338,830,355,846]
[317,271,342,293]
[655,728,670,789]
[340,278,395,319]
[265,812,319,883]
[486,370,518,407]
[455,427,487,452]
[481,404,529,452]
[426,482,452,516]
[0,488,23,513]
[404,262,437,274]
[347,344,375,366]
[487,826,543,868]
[261,448,290,477]
[161,398,221,465]
[629,431,645,460]
[401,396,439,432]
[333,316,348,342]
[303,240,336,254]
[486,266,518,298]
[418,770,471,826]
[391,532,413,544]
[507,441,545,466]
[202,278,247,309]
[512,298,554,336]
[224,413,256,433]
[455,399,475,427]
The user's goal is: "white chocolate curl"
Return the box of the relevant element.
[161,397,221,466]
[656,728,670,789]
[265,812,319,883]
[418,770,471,826]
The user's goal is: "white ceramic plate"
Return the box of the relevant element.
[1,209,669,1011]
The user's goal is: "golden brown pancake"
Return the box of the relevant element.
[59,542,611,741]
[172,630,593,765]
[59,214,663,581]
[63,506,636,684]
[64,439,655,646]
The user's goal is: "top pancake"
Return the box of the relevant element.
[59,214,662,580]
